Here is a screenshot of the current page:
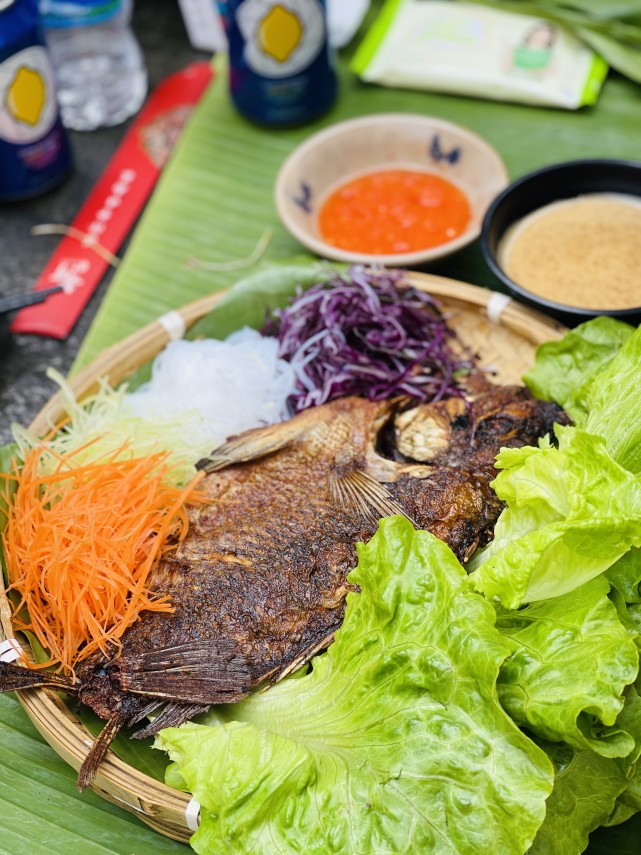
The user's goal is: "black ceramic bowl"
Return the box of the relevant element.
[481,159,641,326]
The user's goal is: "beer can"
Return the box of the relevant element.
[0,0,72,201]
[219,0,338,127]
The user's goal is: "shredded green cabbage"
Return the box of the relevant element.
[13,369,214,486]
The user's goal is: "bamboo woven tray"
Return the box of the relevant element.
[0,272,565,843]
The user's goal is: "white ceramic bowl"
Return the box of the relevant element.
[274,113,509,266]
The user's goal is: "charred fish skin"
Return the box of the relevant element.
[387,385,567,561]
[0,385,566,788]
[100,387,564,710]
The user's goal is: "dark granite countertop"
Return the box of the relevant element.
[0,0,207,444]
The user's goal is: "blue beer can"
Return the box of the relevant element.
[219,0,337,126]
[0,0,72,201]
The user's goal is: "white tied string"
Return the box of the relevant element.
[158,311,186,341]
[486,292,512,325]
[185,797,201,832]
[0,638,22,663]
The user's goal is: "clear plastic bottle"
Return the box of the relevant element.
[39,0,147,131]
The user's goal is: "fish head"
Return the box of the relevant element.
[76,657,133,719]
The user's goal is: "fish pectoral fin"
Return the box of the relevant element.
[77,710,126,792]
[130,702,210,739]
[196,421,300,472]
[117,639,250,705]
[330,469,415,525]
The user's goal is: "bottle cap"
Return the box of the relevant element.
[39,0,122,28]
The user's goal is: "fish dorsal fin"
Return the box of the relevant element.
[330,469,415,525]
[0,661,78,694]
[196,420,303,473]
[117,639,250,704]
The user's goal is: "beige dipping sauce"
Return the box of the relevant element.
[498,194,641,310]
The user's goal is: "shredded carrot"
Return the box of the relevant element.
[1,443,208,677]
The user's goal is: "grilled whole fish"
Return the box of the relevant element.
[0,379,565,788]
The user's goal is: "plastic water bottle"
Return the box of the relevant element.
[39,0,147,131]
[219,0,337,127]
[0,0,72,200]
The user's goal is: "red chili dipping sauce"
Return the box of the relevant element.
[318,169,472,255]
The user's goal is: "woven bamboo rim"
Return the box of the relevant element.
[1,273,566,843]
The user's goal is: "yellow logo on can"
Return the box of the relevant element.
[6,66,46,125]
[259,5,302,63]
[236,0,325,79]
[0,46,57,143]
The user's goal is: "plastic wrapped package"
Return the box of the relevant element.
[351,0,608,110]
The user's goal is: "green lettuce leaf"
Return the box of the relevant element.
[524,322,641,478]
[604,684,641,828]
[496,575,638,757]
[527,683,641,853]
[584,327,641,476]
[186,260,335,342]
[469,427,641,608]
[523,316,633,423]
[530,740,632,854]
[607,548,641,606]
[156,516,553,855]
[529,740,630,855]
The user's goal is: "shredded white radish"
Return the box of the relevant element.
[124,328,296,448]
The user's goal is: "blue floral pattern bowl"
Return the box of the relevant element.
[274,113,508,267]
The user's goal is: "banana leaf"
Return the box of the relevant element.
[3,5,639,853]
[74,36,641,371]
[0,694,188,855]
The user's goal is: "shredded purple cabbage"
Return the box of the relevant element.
[263,267,475,412]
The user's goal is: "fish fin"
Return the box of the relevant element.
[196,421,301,472]
[0,662,78,694]
[125,698,163,727]
[330,469,416,525]
[77,710,126,792]
[130,702,209,739]
[117,639,250,704]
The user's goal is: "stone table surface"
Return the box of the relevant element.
[0,0,207,444]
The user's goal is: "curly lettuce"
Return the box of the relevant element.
[496,575,638,757]
[469,427,641,608]
[156,517,553,855]
[523,316,634,424]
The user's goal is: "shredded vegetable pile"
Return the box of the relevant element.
[21,328,296,488]
[1,444,207,676]
[126,329,296,445]
[264,267,474,411]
